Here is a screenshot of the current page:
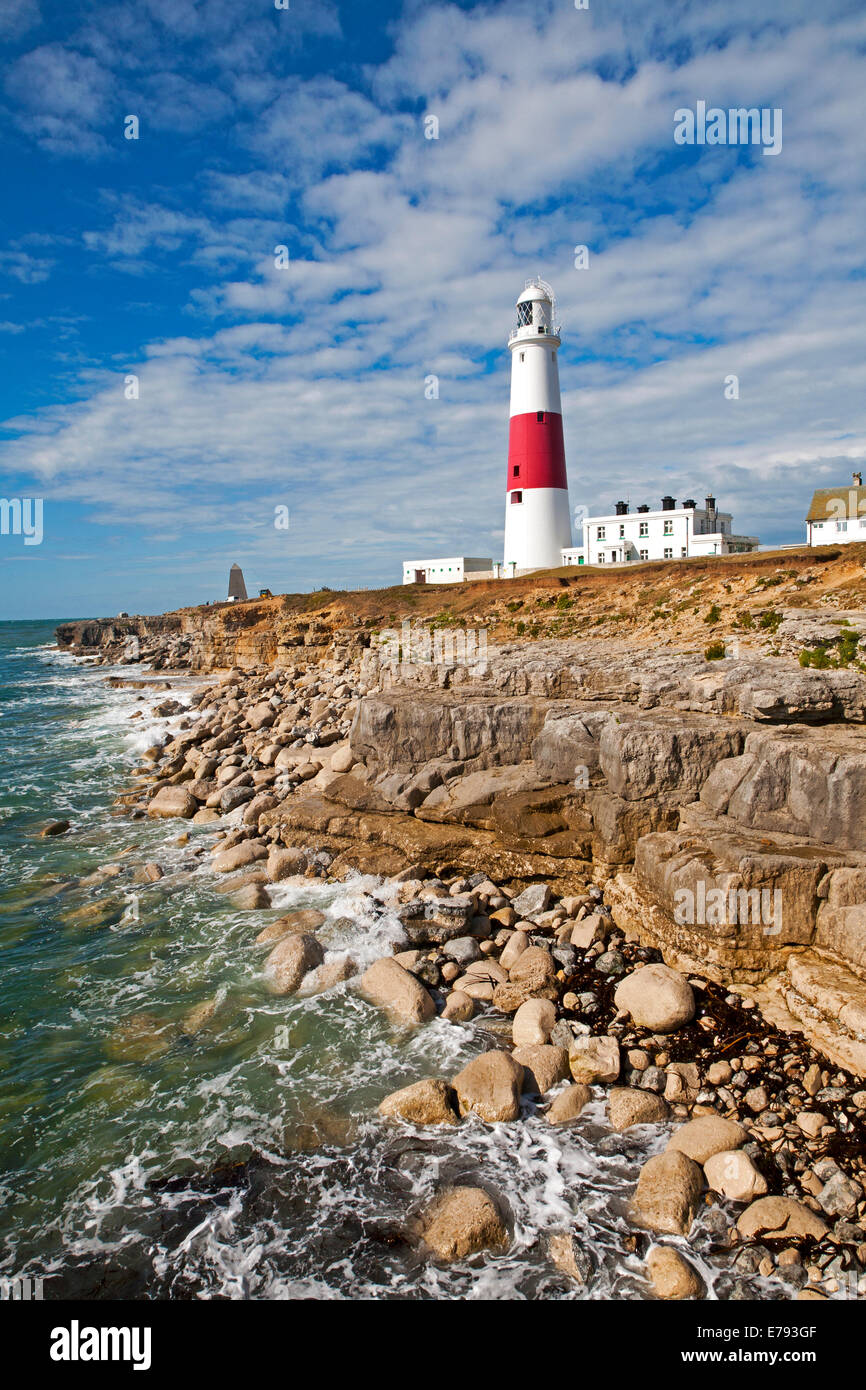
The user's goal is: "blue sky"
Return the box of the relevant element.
[1,0,865,618]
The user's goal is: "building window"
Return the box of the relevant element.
[519,352,525,362]
[639,549,648,561]
[511,491,523,504]
[619,524,625,538]
[681,546,687,557]
[537,411,544,422]
[596,526,605,540]
[664,547,673,559]
[664,520,673,535]
[837,520,848,532]
[598,553,605,563]
[512,465,520,477]
[639,522,648,537]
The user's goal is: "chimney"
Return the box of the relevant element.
[854,472,863,487]
[636,504,650,514]
[705,495,716,514]
[683,498,696,509]
[614,500,629,516]
[661,495,675,512]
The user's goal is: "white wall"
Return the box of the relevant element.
[509,338,562,416]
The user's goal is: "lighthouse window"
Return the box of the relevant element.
[517,302,533,327]
[537,411,544,422]
[512,466,520,477]
[511,491,523,504]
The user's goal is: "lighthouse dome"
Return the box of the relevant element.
[511,277,559,340]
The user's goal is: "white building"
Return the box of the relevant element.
[402,556,495,584]
[561,495,759,566]
[806,473,866,546]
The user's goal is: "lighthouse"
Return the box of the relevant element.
[503,278,572,571]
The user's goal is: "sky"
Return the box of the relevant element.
[0,0,865,619]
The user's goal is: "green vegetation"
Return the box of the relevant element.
[704,604,721,625]
[705,641,726,660]
[759,609,783,633]
[799,630,861,669]
[735,610,755,630]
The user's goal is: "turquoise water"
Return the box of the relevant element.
[0,622,738,1301]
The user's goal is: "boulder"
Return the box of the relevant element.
[546,1083,592,1124]
[266,846,306,881]
[230,882,271,909]
[264,932,324,994]
[39,818,71,836]
[443,936,483,966]
[360,957,436,1025]
[667,1115,748,1165]
[211,840,269,873]
[378,1078,459,1126]
[568,1035,620,1084]
[306,955,357,992]
[452,1051,524,1122]
[420,1186,508,1262]
[704,1150,768,1203]
[329,745,355,773]
[499,929,529,971]
[147,786,197,819]
[631,1150,704,1236]
[512,997,557,1047]
[255,908,326,943]
[614,964,695,1033]
[442,990,475,1023]
[511,883,552,917]
[548,1232,593,1284]
[608,1087,670,1132]
[246,702,276,731]
[512,1044,570,1094]
[646,1246,705,1300]
[736,1197,828,1242]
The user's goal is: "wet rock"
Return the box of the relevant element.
[211,840,269,873]
[264,933,325,994]
[360,957,436,1025]
[631,1150,704,1236]
[548,1232,593,1284]
[452,1050,524,1122]
[546,1083,592,1124]
[307,955,357,992]
[704,1150,768,1202]
[378,1078,459,1126]
[737,1197,829,1242]
[569,1035,620,1085]
[39,819,71,837]
[513,1044,570,1094]
[255,908,326,944]
[230,882,271,909]
[147,787,198,819]
[647,1246,705,1300]
[608,1087,670,1132]
[420,1186,508,1262]
[442,989,475,1023]
[181,997,219,1035]
[667,1115,748,1165]
[266,846,306,882]
[105,1012,174,1062]
[595,950,626,977]
[614,964,695,1033]
[512,997,557,1048]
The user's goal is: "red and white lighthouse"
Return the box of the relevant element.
[503,278,572,571]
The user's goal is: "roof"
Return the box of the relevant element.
[517,279,553,304]
[806,486,866,523]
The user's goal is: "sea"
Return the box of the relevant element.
[0,620,754,1300]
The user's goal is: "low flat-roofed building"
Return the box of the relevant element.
[402,556,494,583]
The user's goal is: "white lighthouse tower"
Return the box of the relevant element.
[503,278,572,571]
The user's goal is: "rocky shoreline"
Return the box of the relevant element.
[50,570,866,1300]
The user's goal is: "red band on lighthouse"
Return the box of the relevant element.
[506,412,567,491]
